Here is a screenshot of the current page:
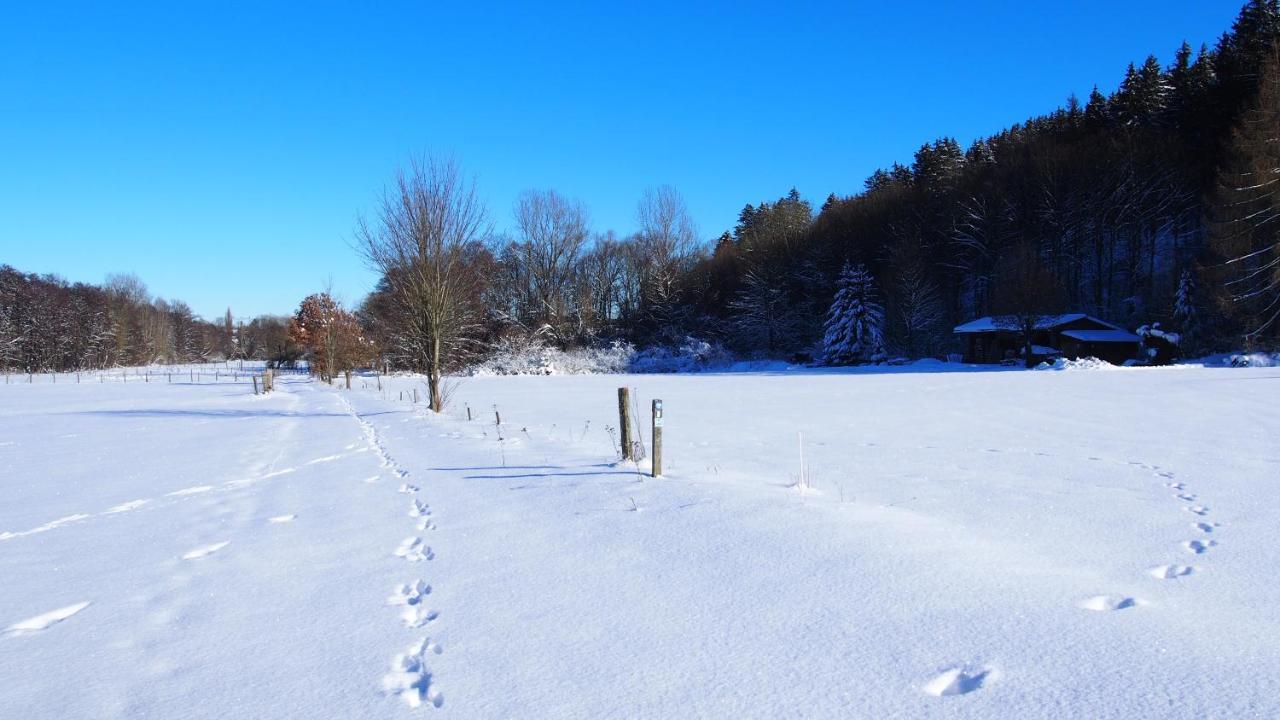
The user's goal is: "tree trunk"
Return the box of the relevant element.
[428,334,443,412]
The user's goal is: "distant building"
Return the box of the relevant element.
[954,314,1140,365]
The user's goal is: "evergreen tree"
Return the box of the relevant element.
[1173,268,1200,351]
[1084,85,1111,130]
[821,263,885,365]
[1212,45,1280,342]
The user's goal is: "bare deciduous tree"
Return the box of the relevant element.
[356,156,490,411]
[512,189,589,339]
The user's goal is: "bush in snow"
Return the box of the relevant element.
[1137,323,1181,366]
[628,337,734,373]
[1226,352,1280,368]
[821,263,886,365]
[466,335,734,376]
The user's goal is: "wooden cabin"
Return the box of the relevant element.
[954,314,1140,365]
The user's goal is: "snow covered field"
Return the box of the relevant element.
[2,363,1278,718]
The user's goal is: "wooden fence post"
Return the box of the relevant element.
[345,370,351,389]
[618,387,632,460]
[466,404,472,421]
[651,399,663,478]
[413,388,419,404]
[252,376,259,395]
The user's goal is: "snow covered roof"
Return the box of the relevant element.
[953,314,1125,334]
[1060,329,1140,343]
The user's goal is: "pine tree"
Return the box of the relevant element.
[1173,268,1200,352]
[821,263,885,365]
[1084,85,1110,130]
[1212,45,1280,342]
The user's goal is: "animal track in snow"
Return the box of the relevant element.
[167,486,214,497]
[1165,482,1185,490]
[389,580,431,605]
[401,605,438,628]
[182,541,230,560]
[5,601,91,636]
[1149,564,1195,579]
[394,537,432,562]
[1174,493,1197,502]
[1184,539,1216,554]
[1184,505,1210,516]
[1,513,93,541]
[923,666,994,697]
[417,518,436,531]
[268,514,297,523]
[1079,595,1138,611]
[1192,522,1214,534]
[398,484,419,494]
[410,500,431,518]
[305,454,343,465]
[382,637,444,708]
[104,499,150,514]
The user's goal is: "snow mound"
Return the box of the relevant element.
[1226,352,1280,368]
[1035,357,1121,371]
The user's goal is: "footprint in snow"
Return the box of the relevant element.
[923,666,994,697]
[1149,564,1195,579]
[382,637,444,708]
[398,484,419,494]
[1184,540,1216,554]
[5,601,91,636]
[1165,481,1185,490]
[182,541,230,560]
[1191,522,1214,534]
[388,580,431,606]
[394,537,432,562]
[167,486,214,497]
[417,519,436,531]
[1174,493,1197,502]
[409,500,430,518]
[1079,595,1139,611]
[1184,505,1210,516]
[104,499,150,514]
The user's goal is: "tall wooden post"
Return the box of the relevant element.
[252,376,259,395]
[345,370,351,389]
[618,387,632,460]
[651,399,663,478]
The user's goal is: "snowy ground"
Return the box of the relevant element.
[2,363,1278,718]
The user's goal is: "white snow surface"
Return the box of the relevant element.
[2,364,1279,717]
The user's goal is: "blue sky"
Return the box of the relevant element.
[0,1,1241,320]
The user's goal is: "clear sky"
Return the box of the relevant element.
[0,1,1242,320]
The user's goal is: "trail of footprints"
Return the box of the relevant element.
[340,393,445,712]
[926,461,1224,698]
[383,480,443,709]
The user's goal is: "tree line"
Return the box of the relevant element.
[0,266,296,372]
